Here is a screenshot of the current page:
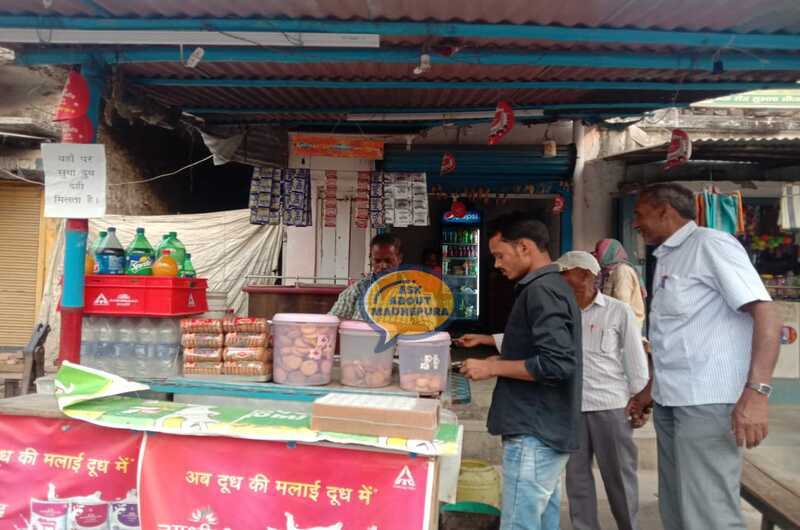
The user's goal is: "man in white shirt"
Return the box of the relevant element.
[556,251,649,530]
[630,183,780,530]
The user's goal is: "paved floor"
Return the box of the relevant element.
[558,468,763,530]
[449,359,798,530]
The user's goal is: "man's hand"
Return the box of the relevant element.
[625,384,653,429]
[732,388,769,449]
[454,334,493,348]
[460,358,496,381]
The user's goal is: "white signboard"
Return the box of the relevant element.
[42,143,107,218]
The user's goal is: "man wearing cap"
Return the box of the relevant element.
[557,251,649,530]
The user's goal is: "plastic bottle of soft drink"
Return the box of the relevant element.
[134,318,158,378]
[80,316,97,368]
[156,319,181,376]
[155,234,170,256]
[89,231,107,274]
[94,317,116,372]
[168,232,187,271]
[180,253,197,279]
[95,227,125,275]
[153,250,179,277]
[114,317,137,376]
[125,227,154,275]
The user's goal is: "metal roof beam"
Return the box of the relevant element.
[74,1,113,18]
[133,77,800,91]
[15,46,800,71]
[202,113,645,128]
[2,15,800,50]
[184,103,680,116]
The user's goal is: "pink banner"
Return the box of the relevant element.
[0,415,142,530]
[140,433,434,530]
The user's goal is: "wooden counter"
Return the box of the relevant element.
[244,284,346,318]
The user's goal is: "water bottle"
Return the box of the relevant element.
[80,316,97,368]
[94,317,116,372]
[114,317,137,376]
[156,318,181,377]
[135,318,158,378]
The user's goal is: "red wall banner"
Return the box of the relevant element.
[140,433,434,530]
[0,415,142,530]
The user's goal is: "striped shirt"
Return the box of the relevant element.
[580,293,649,412]
[650,221,771,406]
[328,276,371,321]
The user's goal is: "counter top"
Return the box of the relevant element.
[243,285,346,295]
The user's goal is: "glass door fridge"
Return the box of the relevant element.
[442,211,480,321]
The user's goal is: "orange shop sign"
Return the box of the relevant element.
[290,133,385,160]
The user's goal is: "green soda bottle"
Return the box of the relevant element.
[92,231,107,254]
[155,234,170,256]
[125,227,155,275]
[89,231,106,274]
[180,253,197,278]
[168,231,187,270]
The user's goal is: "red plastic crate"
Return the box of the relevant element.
[84,275,208,316]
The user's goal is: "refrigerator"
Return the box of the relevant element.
[442,210,481,321]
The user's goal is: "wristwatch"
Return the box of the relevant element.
[746,382,773,397]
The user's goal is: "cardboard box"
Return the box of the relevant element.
[311,393,439,441]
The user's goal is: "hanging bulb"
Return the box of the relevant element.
[413,53,432,75]
[185,47,205,68]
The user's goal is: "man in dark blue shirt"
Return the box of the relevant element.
[461,212,582,530]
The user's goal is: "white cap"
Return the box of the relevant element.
[555,251,601,275]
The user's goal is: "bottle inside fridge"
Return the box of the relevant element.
[441,211,480,321]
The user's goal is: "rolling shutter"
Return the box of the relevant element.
[0,182,42,348]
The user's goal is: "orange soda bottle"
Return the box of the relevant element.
[152,250,179,277]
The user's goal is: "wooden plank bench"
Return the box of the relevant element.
[741,458,800,530]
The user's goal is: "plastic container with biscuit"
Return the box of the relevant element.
[339,320,395,388]
[272,313,339,386]
[397,332,451,393]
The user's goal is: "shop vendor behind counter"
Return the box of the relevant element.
[328,233,404,320]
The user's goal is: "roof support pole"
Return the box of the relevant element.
[571,120,585,252]
[58,60,105,366]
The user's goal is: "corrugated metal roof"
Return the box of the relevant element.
[4,1,800,127]
[607,136,800,165]
[120,61,800,84]
[119,59,800,123]
[3,0,800,34]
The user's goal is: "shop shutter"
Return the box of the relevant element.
[0,182,42,348]
[381,145,575,191]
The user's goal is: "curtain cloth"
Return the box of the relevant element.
[41,210,283,369]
